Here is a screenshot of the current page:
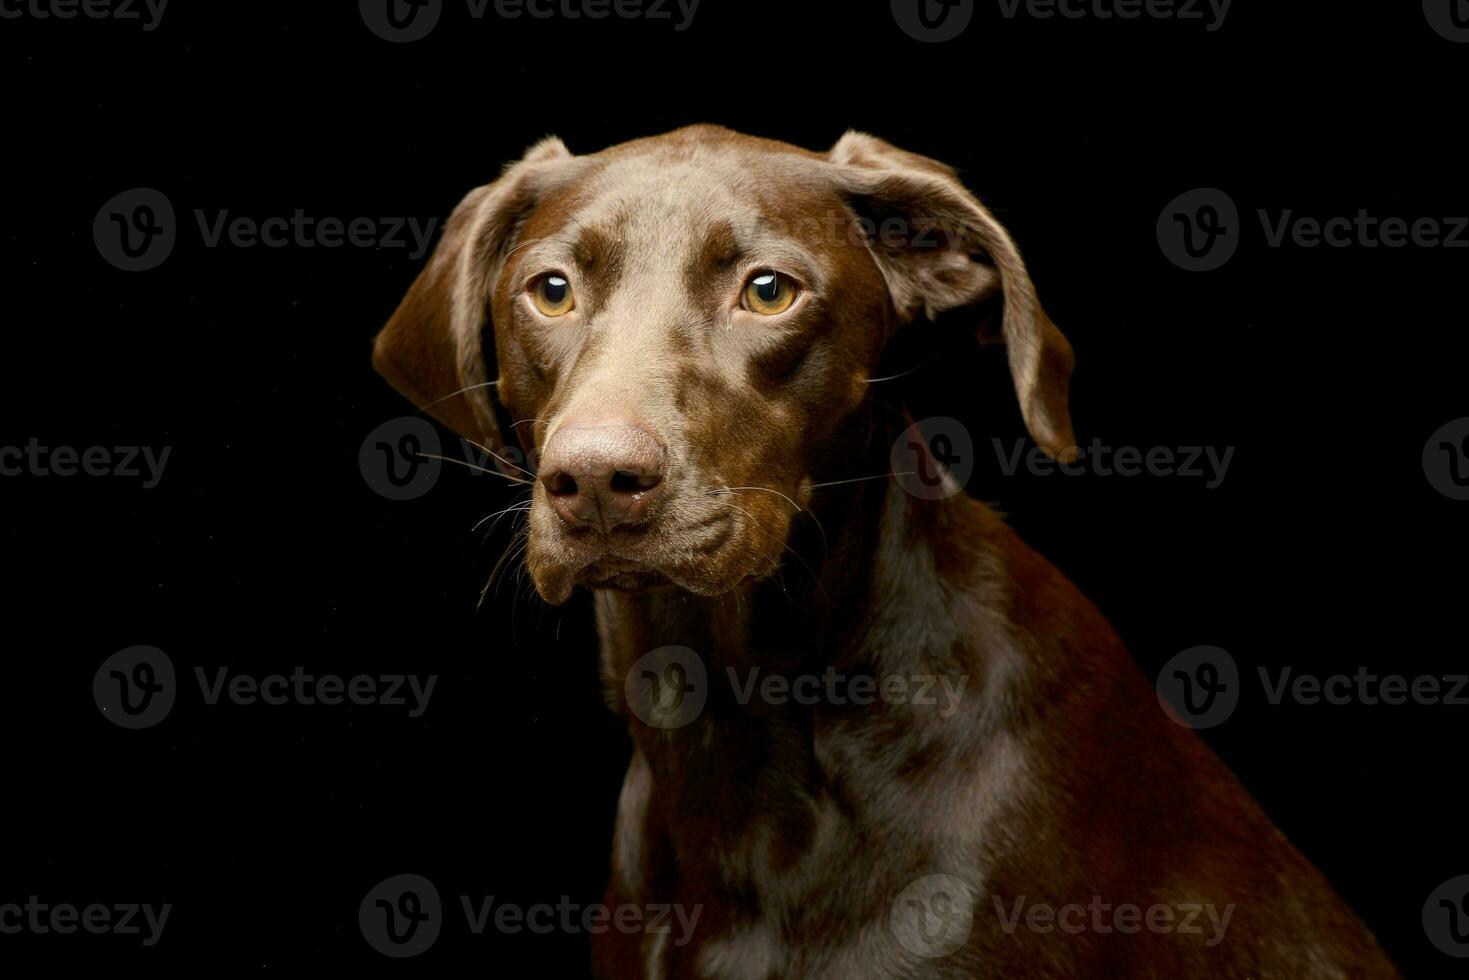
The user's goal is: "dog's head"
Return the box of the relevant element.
[372,126,1074,604]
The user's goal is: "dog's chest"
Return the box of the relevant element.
[612,728,1025,980]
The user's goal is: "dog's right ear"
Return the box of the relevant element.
[371,136,575,451]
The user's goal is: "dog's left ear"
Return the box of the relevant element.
[371,136,575,453]
[828,131,1077,459]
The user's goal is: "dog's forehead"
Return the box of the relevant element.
[548,137,837,268]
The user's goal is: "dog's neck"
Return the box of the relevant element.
[591,406,1011,881]
[594,405,921,686]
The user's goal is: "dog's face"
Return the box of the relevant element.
[372,126,1075,604]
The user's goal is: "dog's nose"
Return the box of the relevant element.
[539,422,666,530]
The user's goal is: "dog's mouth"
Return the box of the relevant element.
[525,498,789,605]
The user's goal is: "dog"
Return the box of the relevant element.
[371,126,1400,978]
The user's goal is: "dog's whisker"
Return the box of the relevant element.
[807,472,914,490]
[862,356,942,384]
[414,452,533,485]
[721,502,822,594]
[707,485,802,513]
[416,380,499,416]
[712,486,830,572]
[473,500,533,535]
[463,436,538,480]
[483,523,532,605]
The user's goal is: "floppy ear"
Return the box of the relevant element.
[828,131,1077,460]
[371,136,575,452]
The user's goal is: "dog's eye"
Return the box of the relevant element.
[742,272,797,316]
[532,274,575,317]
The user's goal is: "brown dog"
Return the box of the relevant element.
[371,126,1400,978]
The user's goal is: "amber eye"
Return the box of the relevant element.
[532,274,575,316]
[742,272,797,315]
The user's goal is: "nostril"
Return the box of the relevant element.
[545,471,579,497]
[611,470,661,494]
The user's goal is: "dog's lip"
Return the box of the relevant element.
[554,518,742,592]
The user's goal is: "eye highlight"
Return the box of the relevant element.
[532,274,575,316]
[742,272,797,316]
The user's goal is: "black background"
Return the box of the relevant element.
[2,0,1465,974]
